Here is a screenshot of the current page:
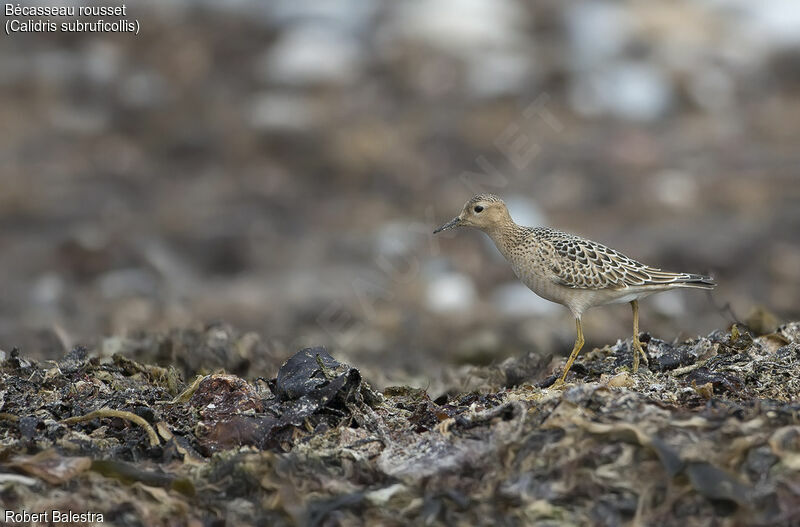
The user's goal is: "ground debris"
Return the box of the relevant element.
[0,324,798,525]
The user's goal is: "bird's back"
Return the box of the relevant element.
[507,226,714,292]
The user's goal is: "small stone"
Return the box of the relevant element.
[607,371,633,388]
[275,346,343,401]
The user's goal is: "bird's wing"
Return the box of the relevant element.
[536,229,711,290]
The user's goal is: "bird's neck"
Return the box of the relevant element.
[485,221,527,259]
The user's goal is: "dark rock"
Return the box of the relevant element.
[275,346,344,401]
[18,415,42,441]
[194,347,378,454]
[646,337,702,372]
[685,367,744,395]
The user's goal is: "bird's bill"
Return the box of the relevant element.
[433,217,460,234]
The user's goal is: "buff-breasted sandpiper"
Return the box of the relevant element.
[433,194,715,384]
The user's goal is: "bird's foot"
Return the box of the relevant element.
[632,337,648,373]
[550,378,570,390]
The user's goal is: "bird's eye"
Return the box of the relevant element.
[474,205,484,213]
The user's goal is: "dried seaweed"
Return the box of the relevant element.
[0,323,798,525]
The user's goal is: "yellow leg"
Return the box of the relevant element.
[631,300,648,372]
[558,318,585,383]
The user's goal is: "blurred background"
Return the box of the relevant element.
[1,0,799,390]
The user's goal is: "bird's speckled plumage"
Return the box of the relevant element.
[489,222,714,318]
[434,193,715,383]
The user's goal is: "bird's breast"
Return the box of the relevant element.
[509,258,567,304]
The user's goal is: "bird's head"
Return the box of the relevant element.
[433,194,510,234]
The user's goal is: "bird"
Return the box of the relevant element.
[433,194,715,384]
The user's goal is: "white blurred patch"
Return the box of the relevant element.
[31,273,64,306]
[261,0,377,32]
[425,273,477,314]
[466,51,534,98]
[389,0,525,53]
[83,41,121,86]
[734,0,800,47]
[604,62,672,121]
[564,2,632,70]
[383,0,533,97]
[650,170,699,209]
[373,221,428,260]
[257,24,363,85]
[247,92,318,132]
[491,282,560,317]
[504,196,546,228]
[651,290,686,318]
[570,62,673,122]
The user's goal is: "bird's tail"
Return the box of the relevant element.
[673,273,716,290]
[640,268,716,289]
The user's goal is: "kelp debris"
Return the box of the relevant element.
[0,323,798,525]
